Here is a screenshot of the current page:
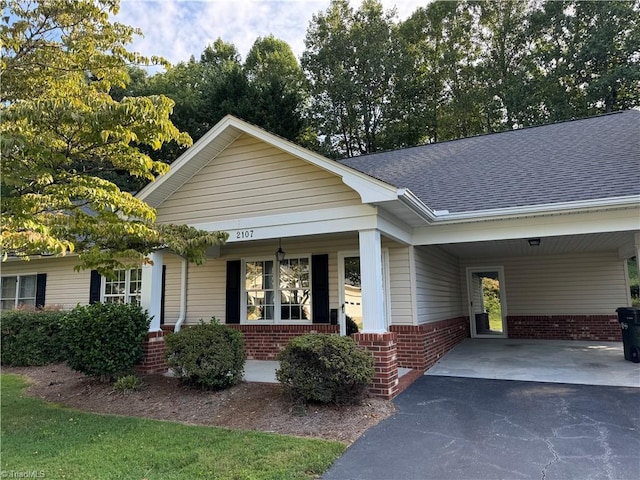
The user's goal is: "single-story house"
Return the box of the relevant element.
[3,110,639,398]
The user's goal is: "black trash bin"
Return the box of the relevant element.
[616,307,640,363]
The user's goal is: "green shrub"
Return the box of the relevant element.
[0,310,67,366]
[164,319,246,390]
[345,315,359,336]
[61,303,150,380]
[276,334,374,405]
[113,374,142,393]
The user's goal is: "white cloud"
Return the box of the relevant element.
[115,0,427,69]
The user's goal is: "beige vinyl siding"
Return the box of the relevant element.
[385,243,414,325]
[162,254,185,322]
[460,251,629,315]
[156,134,362,225]
[1,257,90,310]
[171,234,414,327]
[413,245,464,324]
[173,234,356,325]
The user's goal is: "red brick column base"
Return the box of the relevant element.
[352,332,399,400]
[135,330,168,374]
[507,315,621,341]
[227,324,339,360]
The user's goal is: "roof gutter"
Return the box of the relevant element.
[397,190,640,224]
[396,188,439,222]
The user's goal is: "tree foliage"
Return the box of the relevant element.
[115,36,309,166]
[1,0,227,273]
[302,0,640,154]
[303,0,403,157]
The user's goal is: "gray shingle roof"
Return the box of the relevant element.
[339,110,640,213]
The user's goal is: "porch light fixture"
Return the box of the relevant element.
[276,239,286,262]
[528,238,541,247]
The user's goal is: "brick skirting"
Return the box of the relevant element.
[352,332,399,400]
[507,315,622,341]
[135,330,168,374]
[390,317,470,371]
[227,324,340,360]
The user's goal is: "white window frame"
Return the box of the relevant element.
[241,255,313,324]
[1,274,37,310]
[100,268,142,305]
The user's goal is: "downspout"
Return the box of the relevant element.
[173,257,188,332]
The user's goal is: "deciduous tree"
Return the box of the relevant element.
[1,0,226,273]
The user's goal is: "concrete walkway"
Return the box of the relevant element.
[427,339,640,387]
[243,360,413,384]
[323,376,640,480]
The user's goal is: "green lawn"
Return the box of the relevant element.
[0,374,345,479]
[489,311,503,332]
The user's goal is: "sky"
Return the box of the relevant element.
[113,0,427,68]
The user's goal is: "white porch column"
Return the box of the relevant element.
[635,233,640,272]
[359,229,387,333]
[141,251,164,332]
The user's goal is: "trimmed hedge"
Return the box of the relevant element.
[164,319,246,390]
[61,303,150,380]
[276,334,374,404]
[1,310,67,366]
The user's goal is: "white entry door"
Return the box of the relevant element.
[338,250,391,335]
[467,267,508,338]
[338,252,362,336]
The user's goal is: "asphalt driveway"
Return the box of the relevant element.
[323,376,640,480]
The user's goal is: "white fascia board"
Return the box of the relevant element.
[136,115,243,204]
[414,206,640,245]
[396,188,438,222]
[189,205,378,241]
[423,195,640,224]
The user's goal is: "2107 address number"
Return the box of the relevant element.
[236,230,254,239]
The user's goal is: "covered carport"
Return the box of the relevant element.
[436,230,638,342]
[421,229,640,388]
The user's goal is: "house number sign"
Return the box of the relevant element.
[234,229,255,240]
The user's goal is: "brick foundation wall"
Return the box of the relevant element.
[135,330,168,374]
[352,332,399,400]
[507,315,622,341]
[390,316,470,371]
[227,324,340,360]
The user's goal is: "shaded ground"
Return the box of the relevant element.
[2,364,395,444]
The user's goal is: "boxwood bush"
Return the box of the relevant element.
[164,319,246,390]
[276,334,374,404]
[61,303,150,380]
[1,310,67,366]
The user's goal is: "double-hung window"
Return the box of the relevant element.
[1,275,37,310]
[101,269,142,305]
[244,256,311,322]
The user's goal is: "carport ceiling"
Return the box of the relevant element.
[438,231,636,259]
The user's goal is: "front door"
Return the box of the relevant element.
[338,252,362,336]
[467,267,507,338]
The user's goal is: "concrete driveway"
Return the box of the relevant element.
[323,376,640,480]
[426,339,640,387]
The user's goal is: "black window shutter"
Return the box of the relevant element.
[225,260,241,324]
[312,254,329,324]
[160,265,166,325]
[35,273,47,308]
[89,270,101,304]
